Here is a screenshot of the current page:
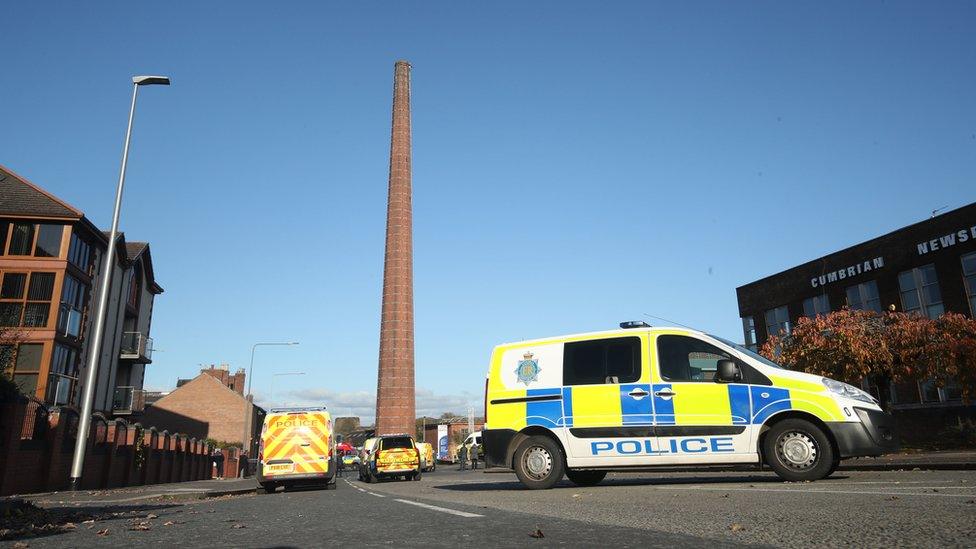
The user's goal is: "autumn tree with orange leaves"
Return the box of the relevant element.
[761,309,976,407]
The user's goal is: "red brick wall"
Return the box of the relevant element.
[0,398,216,496]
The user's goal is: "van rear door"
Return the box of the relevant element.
[262,411,332,477]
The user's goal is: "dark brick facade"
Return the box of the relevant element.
[375,60,416,436]
[737,202,976,349]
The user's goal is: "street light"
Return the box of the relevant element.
[69,75,170,491]
[269,372,306,404]
[242,341,299,455]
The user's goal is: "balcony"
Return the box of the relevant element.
[45,373,77,406]
[112,386,145,415]
[120,332,153,363]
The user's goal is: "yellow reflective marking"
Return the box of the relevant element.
[571,385,621,428]
[671,384,733,425]
[790,391,844,421]
[770,376,827,393]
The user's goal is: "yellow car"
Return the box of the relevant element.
[415,442,436,472]
[365,434,421,482]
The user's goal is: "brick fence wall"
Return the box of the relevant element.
[0,397,237,496]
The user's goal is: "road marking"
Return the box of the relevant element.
[393,499,484,518]
[368,492,385,498]
[656,485,976,498]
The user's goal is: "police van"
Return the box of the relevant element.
[483,322,897,489]
[258,406,337,493]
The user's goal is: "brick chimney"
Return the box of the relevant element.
[201,364,245,395]
[375,60,416,436]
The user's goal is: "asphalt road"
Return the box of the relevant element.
[6,467,975,547]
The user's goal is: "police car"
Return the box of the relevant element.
[483,322,897,489]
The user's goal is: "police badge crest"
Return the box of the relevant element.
[515,351,540,385]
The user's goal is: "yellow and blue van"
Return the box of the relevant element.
[483,322,897,489]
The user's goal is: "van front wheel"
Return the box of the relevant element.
[513,435,565,490]
[763,419,835,482]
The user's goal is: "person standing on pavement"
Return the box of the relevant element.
[458,443,468,471]
[213,449,225,480]
[469,442,479,470]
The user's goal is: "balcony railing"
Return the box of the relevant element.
[120,332,153,362]
[45,372,77,406]
[112,386,145,415]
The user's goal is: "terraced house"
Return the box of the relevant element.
[0,164,162,417]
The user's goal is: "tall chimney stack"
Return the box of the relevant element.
[375,60,415,436]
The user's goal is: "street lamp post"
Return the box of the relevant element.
[269,372,306,404]
[242,341,299,455]
[69,75,170,491]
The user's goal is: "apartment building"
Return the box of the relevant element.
[0,164,162,416]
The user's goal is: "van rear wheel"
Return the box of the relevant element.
[513,435,565,490]
[259,482,276,494]
[566,470,607,487]
[763,419,835,482]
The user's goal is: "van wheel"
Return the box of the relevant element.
[413,470,422,481]
[566,470,607,487]
[260,483,276,494]
[431,463,436,473]
[763,419,835,482]
[325,480,337,490]
[513,435,565,490]
[366,471,377,484]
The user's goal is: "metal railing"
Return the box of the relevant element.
[45,372,77,406]
[120,332,153,362]
[112,386,145,415]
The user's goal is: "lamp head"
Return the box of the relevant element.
[133,75,171,86]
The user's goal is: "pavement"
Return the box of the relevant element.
[10,478,257,507]
[3,467,975,547]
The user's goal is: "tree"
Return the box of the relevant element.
[0,323,26,402]
[761,308,976,406]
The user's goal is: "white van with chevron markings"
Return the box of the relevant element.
[483,322,898,489]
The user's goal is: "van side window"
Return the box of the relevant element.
[563,336,640,385]
[657,335,734,382]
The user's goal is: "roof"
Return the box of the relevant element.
[126,242,148,261]
[0,164,83,218]
[496,326,703,348]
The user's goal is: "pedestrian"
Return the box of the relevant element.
[213,449,225,480]
[238,451,249,478]
[470,442,478,470]
[458,443,468,471]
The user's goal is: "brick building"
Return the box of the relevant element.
[1,163,161,416]
[736,201,976,408]
[142,365,265,446]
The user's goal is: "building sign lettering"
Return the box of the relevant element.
[916,224,976,255]
[810,257,884,288]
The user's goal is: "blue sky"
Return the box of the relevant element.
[2,2,973,422]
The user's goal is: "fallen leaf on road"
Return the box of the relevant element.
[130,524,151,531]
[164,521,176,526]
[965,500,974,505]
[12,542,29,549]
[82,519,95,524]
[887,496,900,501]
[63,522,77,530]
[146,513,158,519]
[232,523,247,529]
[722,493,730,498]
[529,529,545,539]
[730,523,745,532]
[572,494,581,498]
[932,489,940,493]
[96,528,110,536]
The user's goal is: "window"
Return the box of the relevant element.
[657,335,733,382]
[381,436,414,450]
[47,344,78,405]
[12,343,43,396]
[741,316,757,351]
[846,280,881,312]
[33,224,63,258]
[58,275,89,337]
[802,294,830,318]
[8,223,34,255]
[899,264,943,319]
[0,222,8,255]
[764,305,791,338]
[0,271,56,327]
[563,336,640,385]
[68,232,93,273]
[127,268,142,310]
[963,252,976,317]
